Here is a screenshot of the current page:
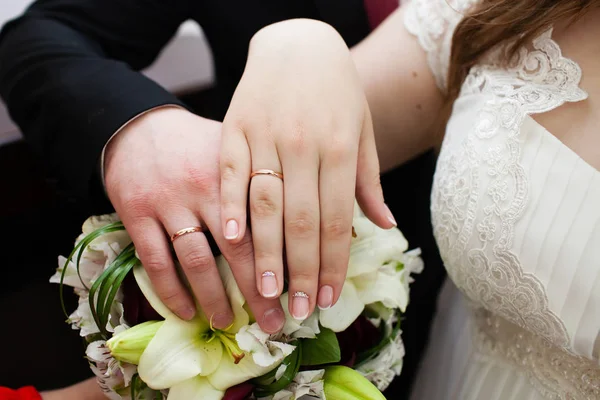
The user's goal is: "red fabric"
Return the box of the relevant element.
[364,0,400,30]
[0,387,42,400]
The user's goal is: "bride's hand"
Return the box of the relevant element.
[219,19,396,320]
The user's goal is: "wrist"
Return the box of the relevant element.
[102,104,188,187]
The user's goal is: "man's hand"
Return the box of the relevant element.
[104,107,285,333]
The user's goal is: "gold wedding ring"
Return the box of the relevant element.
[170,226,204,242]
[250,169,283,181]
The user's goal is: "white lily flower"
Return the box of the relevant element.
[131,256,292,400]
[261,370,326,400]
[319,209,422,332]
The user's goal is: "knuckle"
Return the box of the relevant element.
[182,250,214,274]
[327,137,355,163]
[121,193,154,218]
[158,289,184,305]
[199,295,228,313]
[221,156,241,182]
[183,163,215,194]
[251,188,279,218]
[143,258,171,277]
[322,216,351,239]
[287,211,318,237]
[289,268,318,284]
[319,258,349,278]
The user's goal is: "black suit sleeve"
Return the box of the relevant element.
[0,0,193,198]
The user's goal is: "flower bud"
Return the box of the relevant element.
[323,366,385,400]
[107,321,163,365]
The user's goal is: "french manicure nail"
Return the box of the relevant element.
[225,219,239,240]
[292,292,310,320]
[262,308,285,333]
[385,204,397,227]
[261,271,278,298]
[317,285,334,310]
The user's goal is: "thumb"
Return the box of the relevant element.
[355,105,397,228]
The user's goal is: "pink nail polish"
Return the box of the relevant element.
[261,271,278,298]
[292,292,310,320]
[317,285,334,310]
[225,219,239,240]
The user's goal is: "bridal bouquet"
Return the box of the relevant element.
[51,204,423,400]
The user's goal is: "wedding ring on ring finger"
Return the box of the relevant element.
[250,169,283,181]
[170,225,205,243]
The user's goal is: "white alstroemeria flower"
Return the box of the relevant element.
[319,208,422,332]
[51,213,132,337]
[236,323,296,367]
[86,339,137,400]
[356,328,405,391]
[262,370,325,400]
[280,294,320,340]
[64,289,126,337]
[131,256,292,400]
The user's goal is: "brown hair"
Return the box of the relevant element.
[444,0,598,112]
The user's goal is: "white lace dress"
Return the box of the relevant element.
[405,0,600,399]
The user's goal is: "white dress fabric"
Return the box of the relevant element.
[405,0,600,399]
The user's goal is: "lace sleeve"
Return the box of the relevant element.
[403,0,474,92]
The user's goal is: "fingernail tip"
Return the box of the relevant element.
[262,291,279,299]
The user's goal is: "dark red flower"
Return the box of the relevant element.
[223,382,254,400]
[335,316,381,367]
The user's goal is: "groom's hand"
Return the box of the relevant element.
[104,107,285,333]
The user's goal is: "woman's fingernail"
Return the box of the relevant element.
[262,308,285,333]
[179,307,196,321]
[385,204,397,226]
[261,271,278,298]
[225,219,239,240]
[317,285,334,310]
[292,292,310,320]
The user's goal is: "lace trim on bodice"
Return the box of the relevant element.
[474,310,600,400]
[403,0,476,92]
[429,22,588,362]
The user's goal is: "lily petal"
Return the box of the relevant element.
[353,268,409,311]
[208,345,285,391]
[319,282,364,332]
[215,256,249,332]
[168,376,224,400]
[133,265,175,320]
[347,218,408,278]
[138,316,222,389]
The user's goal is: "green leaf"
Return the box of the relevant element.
[88,243,137,337]
[253,342,302,397]
[300,327,341,366]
